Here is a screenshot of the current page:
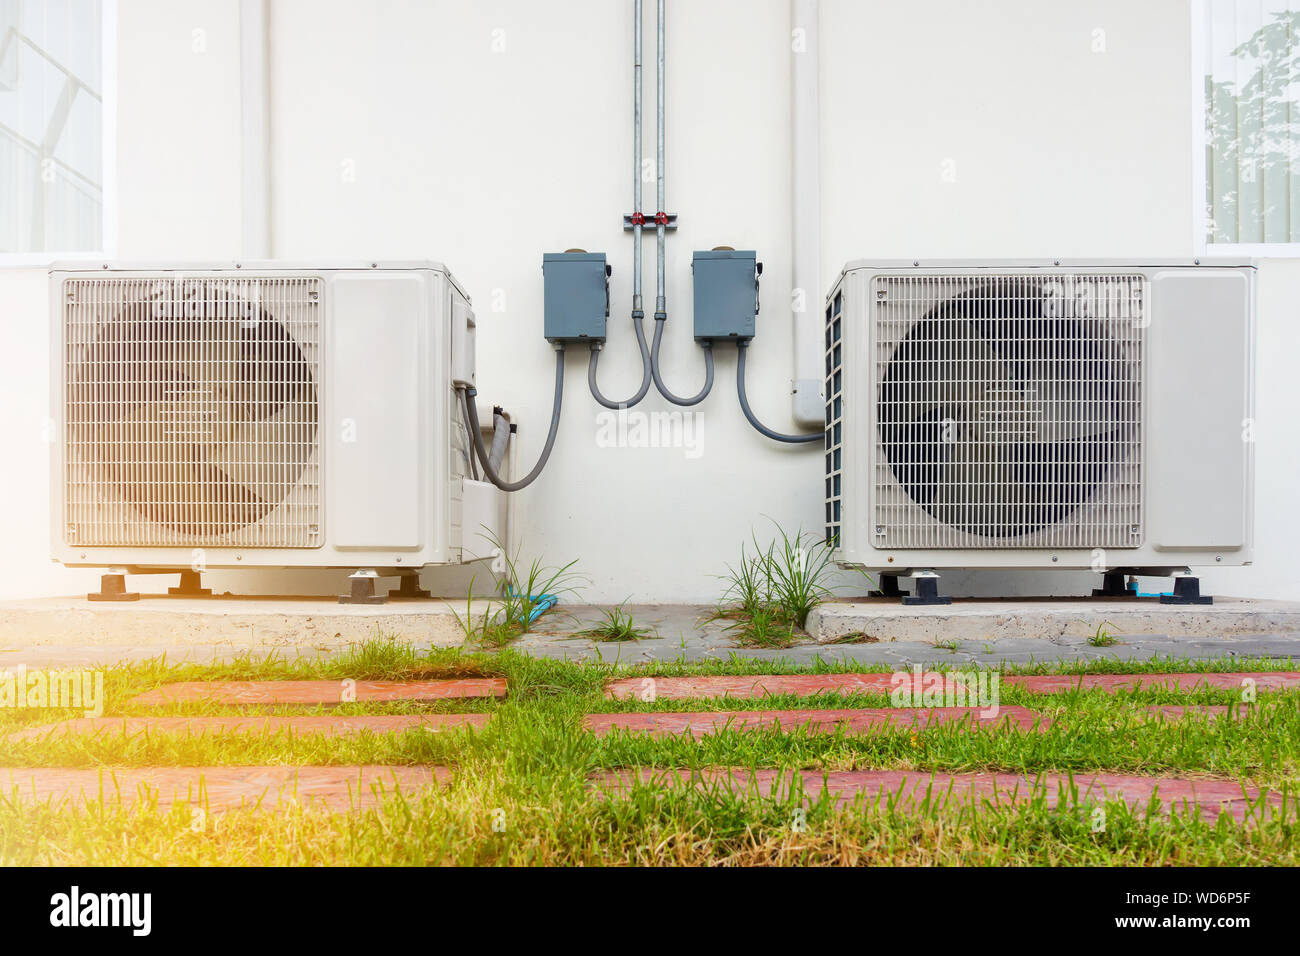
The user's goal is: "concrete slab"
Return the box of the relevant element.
[4,713,489,742]
[0,765,449,812]
[1,599,1297,670]
[583,706,1046,737]
[0,594,493,654]
[808,597,1300,643]
[131,678,506,706]
[591,767,1289,824]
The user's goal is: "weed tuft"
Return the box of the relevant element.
[457,531,587,648]
[579,603,653,643]
[715,522,836,647]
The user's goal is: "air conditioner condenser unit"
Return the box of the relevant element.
[823,259,1254,589]
[50,262,504,597]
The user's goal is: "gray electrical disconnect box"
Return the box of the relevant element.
[543,252,610,343]
[692,249,760,342]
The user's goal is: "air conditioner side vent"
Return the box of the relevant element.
[824,291,844,545]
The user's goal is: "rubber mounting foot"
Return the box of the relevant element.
[339,575,387,605]
[88,574,139,602]
[388,576,431,599]
[1159,577,1213,606]
[869,574,910,599]
[900,576,951,606]
[168,570,212,596]
[1092,571,1138,599]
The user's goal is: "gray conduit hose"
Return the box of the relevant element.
[462,347,565,491]
[736,342,823,444]
[588,315,653,409]
[650,318,713,406]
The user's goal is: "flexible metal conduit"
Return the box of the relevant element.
[651,323,713,405]
[736,342,822,444]
[588,0,652,410]
[462,347,566,492]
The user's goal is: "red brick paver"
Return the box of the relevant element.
[131,678,507,706]
[1140,705,1235,721]
[604,673,897,701]
[1007,673,1300,694]
[604,671,1300,701]
[0,765,450,812]
[583,706,1046,737]
[5,713,489,743]
[592,767,1286,824]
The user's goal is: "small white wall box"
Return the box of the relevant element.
[824,260,1255,581]
[50,262,503,594]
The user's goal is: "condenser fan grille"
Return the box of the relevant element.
[872,274,1143,549]
[63,276,322,548]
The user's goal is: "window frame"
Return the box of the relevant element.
[1192,0,1300,255]
[0,0,116,266]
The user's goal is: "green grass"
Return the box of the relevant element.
[1,640,1298,865]
[577,604,654,643]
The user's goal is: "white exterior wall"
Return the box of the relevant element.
[1,0,1296,602]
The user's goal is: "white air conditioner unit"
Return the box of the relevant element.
[50,262,505,587]
[824,260,1254,578]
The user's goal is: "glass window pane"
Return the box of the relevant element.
[0,0,104,254]
[1204,1,1300,245]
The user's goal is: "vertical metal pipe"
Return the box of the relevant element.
[790,0,823,426]
[633,0,643,315]
[655,0,666,317]
[240,0,271,258]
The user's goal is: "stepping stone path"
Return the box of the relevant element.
[1,678,502,815]
[583,706,1047,737]
[604,671,1300,701]
[592,767,1286,824]
[132,678,507,706]
[0,765,448,812]
[5,713,489,743]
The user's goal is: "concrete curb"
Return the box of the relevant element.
[0,596,493,651]
[807,598,1300,643]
